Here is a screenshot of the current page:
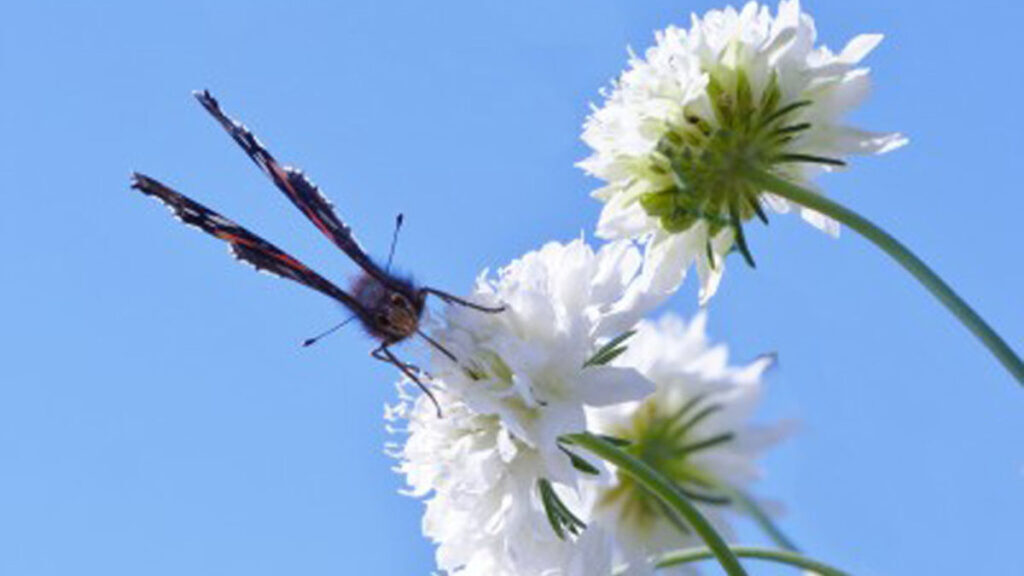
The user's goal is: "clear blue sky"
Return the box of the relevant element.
[1,1,1021,574]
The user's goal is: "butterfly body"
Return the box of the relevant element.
[348,273,424,343]
[133,91,501,415]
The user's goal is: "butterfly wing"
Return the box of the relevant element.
[193,90,389,283]
[131,172,370,321]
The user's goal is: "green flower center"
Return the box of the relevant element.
[638,68,842,266]
[601,394,734,536]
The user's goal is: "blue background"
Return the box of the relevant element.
[1,1,1021,574]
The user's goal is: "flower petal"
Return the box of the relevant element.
[839,33,883,65]
[577,365,656,406]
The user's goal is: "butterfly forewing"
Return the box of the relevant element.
[131,172,370,320]
[192,91,389,283]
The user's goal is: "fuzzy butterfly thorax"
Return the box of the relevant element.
[350,273,425,343]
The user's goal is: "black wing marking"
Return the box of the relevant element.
[192,90,387,281]
[131,172,369,318]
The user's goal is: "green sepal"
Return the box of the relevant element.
[538,478,586,540]
[730,202,757,268]
[669,403,723,441]
[746,193,769,225]
[734,69,753,131]
[597,434,632,447]
[771,121,812,137]
[706,73,733,128]
[639,189,679,217]
[661,211,699,234]
[655,497,694,535]
[584,329,638,368]
[774,153,846,167]
[539,479,567,540]
[760,99,811,127]
[758,72,781,122]
[673,432,736,457]
[705,238,717,271]
[559,444,601,476]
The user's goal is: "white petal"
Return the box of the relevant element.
[577,366,656,406]
[642,231,695,295]
[822,125,909,156]
[762,192,792,214]
[591,239,643,308]
[838,33,883,65]
[696,228,734,304]
[800,207,841,237]
[567,526,615,576]
[595,197,652,239]
[594,232,693,337]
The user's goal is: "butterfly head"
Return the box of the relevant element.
[378,290,422,341]
[352,274,425,343]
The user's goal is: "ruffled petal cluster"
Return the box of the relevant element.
[428,239,660,485]
[388,388,602,575]
[389,238,657,575]
[579,0,907,302]
[587,314,792,573]
[389,308,787,575]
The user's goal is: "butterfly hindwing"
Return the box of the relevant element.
[131,172,368,317]
[193,90,385,280]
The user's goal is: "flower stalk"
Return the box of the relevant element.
[650,545,851,576]
[742,167,1024,386]
[562,432,749,576]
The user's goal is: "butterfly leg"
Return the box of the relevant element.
[420,287,506,313]
[414,329,458,363]
[371,344,442,418]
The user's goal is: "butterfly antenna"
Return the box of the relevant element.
[302,314,358,347]
[386,213,404,272]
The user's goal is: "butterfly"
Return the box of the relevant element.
[132,90,503,415]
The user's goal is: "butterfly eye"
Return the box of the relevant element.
[390,294,405,307]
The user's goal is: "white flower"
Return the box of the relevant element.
[586,313,792,574]
[579,0,907,303]
[429,238,659,486]
[387,386,613,576]
[387,238,662,575]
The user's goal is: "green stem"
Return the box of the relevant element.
[723,486,800,552]
[743,167,1024,386]
[653,545,851,576]
[562,433,748,576]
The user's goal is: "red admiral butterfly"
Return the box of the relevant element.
[132,91,503,415]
